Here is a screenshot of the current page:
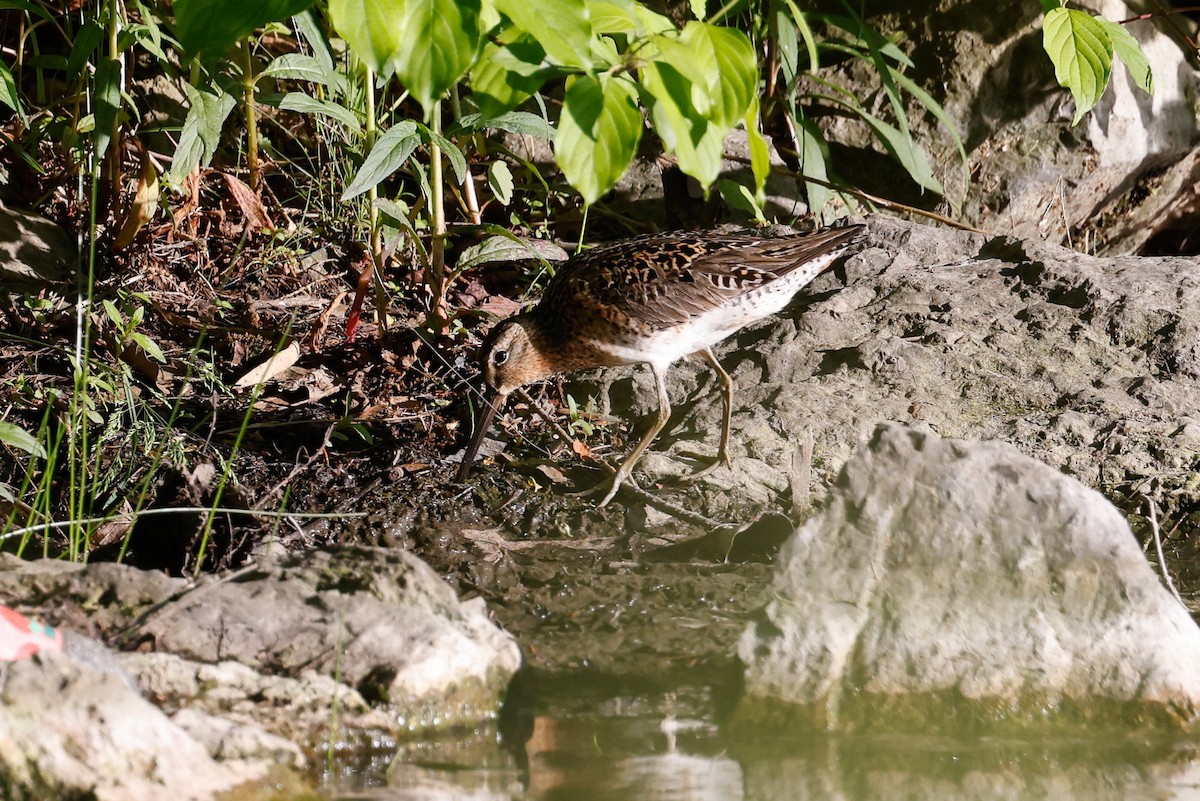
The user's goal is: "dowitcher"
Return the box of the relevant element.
[456,223,866,506]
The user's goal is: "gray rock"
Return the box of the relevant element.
[0,650,285,801]
[0,201,72,293]
[0,545,521,798]
[737,423,1200,731]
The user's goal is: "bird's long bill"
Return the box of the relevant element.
[455,387,502,482]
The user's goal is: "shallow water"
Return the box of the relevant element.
[323,669,1200,801]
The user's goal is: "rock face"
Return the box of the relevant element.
[0,546,522,798]
[737,423,1200,731]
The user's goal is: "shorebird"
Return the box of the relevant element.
[456,223,866,506]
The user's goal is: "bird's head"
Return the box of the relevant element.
[479,317,554,395]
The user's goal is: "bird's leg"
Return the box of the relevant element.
[596,364,672,507]
[676,347,734,482]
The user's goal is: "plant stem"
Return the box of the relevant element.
[429,100,447,329]
[241,38,259,191]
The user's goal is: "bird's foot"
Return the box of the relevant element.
[674,450,732,484]
[568,466,637,507]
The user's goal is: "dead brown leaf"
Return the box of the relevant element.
[220,173,273,231]
[114,144,160,249]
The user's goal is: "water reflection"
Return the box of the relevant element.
[335,689,1200,801]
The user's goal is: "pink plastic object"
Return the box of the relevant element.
[0,605,64,661]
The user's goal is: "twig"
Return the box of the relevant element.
[722,153,987,234]
[1143,493,1185,607]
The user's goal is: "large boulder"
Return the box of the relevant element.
[737,423,1200,732]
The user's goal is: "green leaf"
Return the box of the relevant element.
[329,0,404,74]
[794,115,832,219]
[587,0,639,34]
[92,57,121,160]
[0,59,22,122]
[1042,7,1113,125]
[716,178,764,223]
[456,233,568,269]
[779,0,819,72]
[488,160,514,205]
[170,84,237,183]
[418,124,467,184]
[390,0,483,115]
[262,53,348,95]
[129,332,166,363]
[680,22,756,131]
[0,0,53,22]
[1038,0,1061,11]
[66,20,104,77]
[744,98,769,200]
[470,39,547,117]
[102,299,124,327]
[342,120,420,200]
[0,421,45,459]
[555,74,642,204]
[293,9,335,70]
[494,0,595,68]
[175,0,314,58]
[1095,16,1153,94]
[455,110,554,139]
[279,92,362,132]
[688,0,705,20]
[641,58,724,188]
[858,108,944,196]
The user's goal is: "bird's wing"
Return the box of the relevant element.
[542,227,862,330]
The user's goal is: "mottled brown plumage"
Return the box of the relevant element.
[457,223,866,505]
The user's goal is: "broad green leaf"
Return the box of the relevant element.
[102,299,123,327]
[555,74,642,204]
[641,58,724,188]
[0,421,45,459]
[494,0,595,68]
[0,0,54,23]
[455,111,554,139]
[170,84,237,182]
[587,0,638,34]
[858,108,944,196]
[391,0,483,115]
[470,40,547,118]
[262,53,347,94]
[329,0,404,74]
[342,120,420,200]
[1039,0,1061,11]
[1042,7,1113,125]
[689,0,705,20]
[92,57,122,160]
[488,160,514,205]
[0,60,22,122]
[279,92,362,132]
[175,0,314,58]
[456,232,568,269]
[681,22,756,131]
[1095,16,1153,94]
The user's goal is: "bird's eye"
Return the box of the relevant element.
[493,349,509,366]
